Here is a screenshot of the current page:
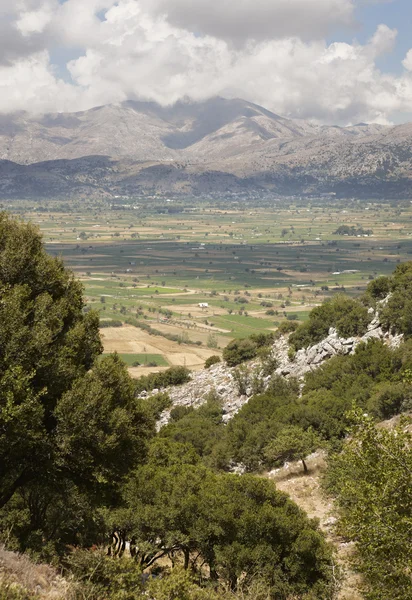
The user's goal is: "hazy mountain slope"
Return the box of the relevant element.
[1,96,412,198]
[0,97,381,166]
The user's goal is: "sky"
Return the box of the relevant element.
[1,0,412,125]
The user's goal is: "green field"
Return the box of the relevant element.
[7,196,412,371]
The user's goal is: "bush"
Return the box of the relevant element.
[364,275,391,302]
[289,294,371,350]
[232,365,251,395]
[160,400,225,459]
[366,382,412,419]
[66,548,143,600]
[326,410,412,600]
[378,263,412,336]
[142,392,172,420]
[205,355,221,369]
[99,320,123,328]
[223,339,257,366]
[135,366,191,394]
[257,346,279,376]
[277,320,300,335]
[0,582,36,600]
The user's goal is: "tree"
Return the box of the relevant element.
[289,294,371,350]
[326,409,412,600]
[0,214,154,546]
[223,338,257,366]
[264,426,321,473]
[122,443,335,598]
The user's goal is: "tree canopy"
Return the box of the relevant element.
[326,409,412,600]
[119,439,335,598]
[0,214,154,551]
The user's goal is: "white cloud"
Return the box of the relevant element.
[141,0,356,44]
[0,0,410,125]
[402,49,412,72]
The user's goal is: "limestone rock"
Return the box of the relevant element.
[156,299,404,429]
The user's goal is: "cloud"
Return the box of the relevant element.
[141,0,356,44]
[0,0,410,125]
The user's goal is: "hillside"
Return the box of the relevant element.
[3,97,412,199]
[155,303,403,427]
[1,214,412,600]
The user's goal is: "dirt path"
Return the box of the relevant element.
[267,453,363,600]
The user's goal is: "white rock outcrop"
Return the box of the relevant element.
[151,306,403,428]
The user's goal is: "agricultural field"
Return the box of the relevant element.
[8,197,412,376]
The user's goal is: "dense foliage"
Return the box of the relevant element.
[326,410,412,600]
[205,355,221,369]
[223,333,274,366]
[0,214,155,554]
[375,262,412,336]
[289,294,371,350]
[117,439,334,598]
[134,365,191,394]
[0,214,336,599]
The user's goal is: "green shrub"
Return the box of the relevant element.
[204,355,221,369]
[326,410,412,600]
[276,320,300,335]
[160,399,225,459]
[364,275,391,302]
[223,339,258,366]
[0,582,37,600]
[142,392,172,420]
[66,548,143,600]
[135,366,191,394]
[257,346,279,376]
[366,382,412,419]
[99,319,123,328]
[232,365,251,395]
[289,294,371,350]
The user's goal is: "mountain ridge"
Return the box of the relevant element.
[1,96,411,198]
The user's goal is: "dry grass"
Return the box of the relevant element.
[0,546,73,599]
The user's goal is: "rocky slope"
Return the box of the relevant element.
[154,306,403,428]
[3,96,412,199]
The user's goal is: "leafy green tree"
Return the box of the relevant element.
[289,294,371,350]
[134,366,191,394]
[223,338,258,366]
[0,213,101,508]
[364,275,391,302]
[160,399,225,461]
[326,409,412,600]
[0,214,154,551]
[225,378,299,471]
[264,426,322,473]
[55,354,153,493]
[122,448,335,598]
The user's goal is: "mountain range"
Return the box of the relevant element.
[1,96,412,199]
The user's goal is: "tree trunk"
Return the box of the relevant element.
[183,548,190,570]
[229,574,237,591]
[302,458,308,474]
[0,470,31,509]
